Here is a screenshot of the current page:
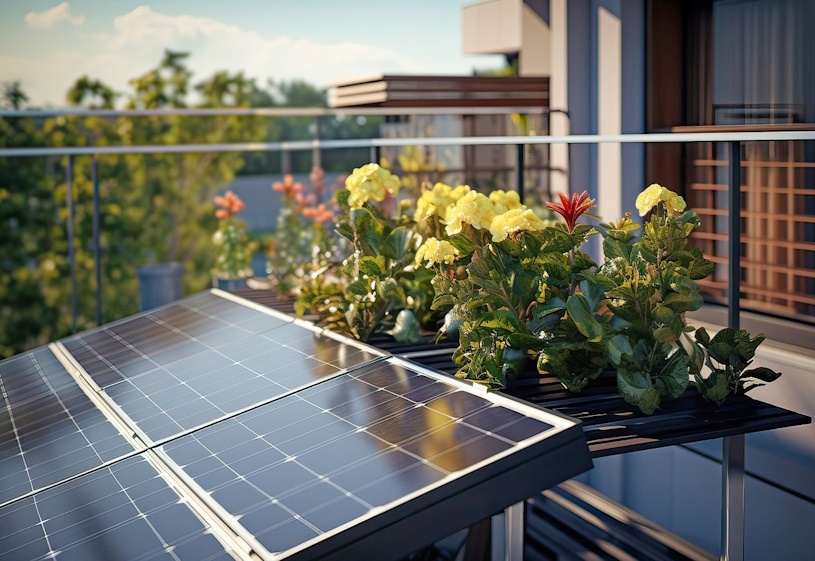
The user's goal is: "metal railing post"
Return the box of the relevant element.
[516,144,526,204]
[721,140,745,561]
[92,154,102,326]
[281,148,290,175]
[65,155,77,334]
[313,116,322,170]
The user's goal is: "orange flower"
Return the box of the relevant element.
[310,166,325,195]
[272,175,305,200]
[214,190,245,219]
[302,203,335,223]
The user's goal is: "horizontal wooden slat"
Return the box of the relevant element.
[694,208,815,222]
[674,124,815,133]
[689,182,815,194]
[692,159,815,168]
[692,231,815,251]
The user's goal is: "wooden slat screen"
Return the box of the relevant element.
[676,125,815,323]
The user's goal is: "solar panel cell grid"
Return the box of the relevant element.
[0,349,134,505]
[59,293,383,443]
[0,454,236,561]
[161,359,557,558]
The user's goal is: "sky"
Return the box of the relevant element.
[0,1,503,107]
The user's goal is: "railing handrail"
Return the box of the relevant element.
[2,130,815,158]
[0,105,548,119]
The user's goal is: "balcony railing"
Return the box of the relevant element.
[1,108,814,343]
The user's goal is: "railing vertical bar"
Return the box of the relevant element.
[722,140,745,561]
[281,148,290,175]
[65,155,77,334]
[92,154,102,326]
[313,116,322,170]
[728,140,742,330]
[516,144,526,204]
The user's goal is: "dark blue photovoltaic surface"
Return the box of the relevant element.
[162,359,554,556]
[0,348,134,505]
[0,454,236,561]
[61,292,382,442]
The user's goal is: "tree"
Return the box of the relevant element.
[66,77,118,109]
[2,81,29,110]
[0,52,269,358]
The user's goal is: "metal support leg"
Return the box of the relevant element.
[721,434,745,561]
[516,144,526,204]
[722,141,744,561]
[92,154,102,326]
[491,502,524,561]
[66,156,77,334]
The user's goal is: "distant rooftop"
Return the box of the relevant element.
[328,74,549,108]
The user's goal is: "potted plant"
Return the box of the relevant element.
[296,163,450,343]
[419,183,782,414]
[212,190,256,290]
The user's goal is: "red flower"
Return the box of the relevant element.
[546,191,595,233]
[214,190,245,219]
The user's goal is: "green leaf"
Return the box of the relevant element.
[651,304,674,324]
[654,351,690,400]
[447,233,479,256]
[743,366,781,383]
[335,188,350,209]
[501,347,528,381]
[385,309,421,344]
[507,332,549,351]
[478,309,527,335]
[578,279,605,312]
[347,279,370,296]
[382,226,415,262]
[695,327,711,346]
[697,369,730,405]
[566,294,605,342]
[617,364,661,415]
[350,207,385,255]
[358,255,386,278]
[607,334,633,368]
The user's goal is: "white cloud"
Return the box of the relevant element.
[24,2,85,29]
[8,5,449,106]
[99,6,420,89]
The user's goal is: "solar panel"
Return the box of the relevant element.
[59,291,385,442]
[0,454,238,561]
[160,357,591,560]
[1,290,590,561]
[0,348,134,506]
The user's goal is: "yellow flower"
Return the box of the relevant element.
[413,182,471,223]
[414,237,459,266]
[445,191,495,235]
[345,163,401,208]
[635,183,687,217]
[490,208,548,242]
[489,190,524,215]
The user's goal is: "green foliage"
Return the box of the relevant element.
[298,168,443,344]
[213,219,255,279]
[0,51,268,358]
[691,327,782,405]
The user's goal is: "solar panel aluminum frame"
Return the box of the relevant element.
[160,356,591,561]
[45,345,266,561]
[285,357,592,561]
